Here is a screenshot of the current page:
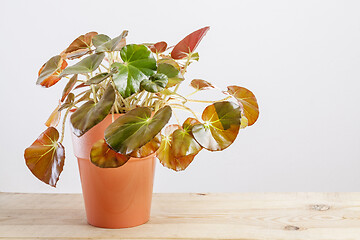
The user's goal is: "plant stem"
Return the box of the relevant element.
[181,53,192,75]
[185,90,199,98]
[133,90,145,106]
[59,107,71,144]
[100,63,109,71]
[186,96,232,103]
[173,83,181,93]
[91,85,97,103]
[75,89,89,98]
[169,103,199,120]
[172,110,181,125]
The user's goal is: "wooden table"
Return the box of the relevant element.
[1,192,360,239]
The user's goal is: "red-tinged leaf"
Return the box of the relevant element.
[95,31,128,53]
[90,139,130,168]
[157,125,196,171]
[24,127,65,187]
[61,74,77,102]
[37,56,68,88]
[59,93,75,111]
[62,32,98,59]
[71,85,115,137]
[171,26,210,59]
[149,41,167,54]
[227,85,259,126]
[171,118,202,158]
[45,102,61,127]
[74,82,88,90]
[192,101,241,151]
[113,38,127,51]
[130,134,162,158]
[190,79,214,91]
[157,118,202,172]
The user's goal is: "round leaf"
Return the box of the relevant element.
[172,118,202,158]
[157,125,197,171]
[140,73,168,93]
[157,60,184,87]
[190,79,214,91]
[105,105,172,155]
[111,44,157,98]
[24,127,65,187]
[62,31,98,59]
[37,56,68,87]
[227,85,259,126]
[192,101,241,151]
[171,26,210,59]
[149,41,167,53]
[90,139,130,168]
[157,58,181,70]
[60,53,105,77]
[70,85,115,137]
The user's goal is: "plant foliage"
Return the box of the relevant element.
[24,27,260,187]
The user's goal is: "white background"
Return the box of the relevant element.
[1,0,360,193]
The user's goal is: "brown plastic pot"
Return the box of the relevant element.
[71,114,156,228]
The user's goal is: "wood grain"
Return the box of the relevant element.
[1,192,360,239]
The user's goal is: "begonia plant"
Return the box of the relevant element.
[24,27,259,187]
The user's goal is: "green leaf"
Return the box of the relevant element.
[157,60,184,87]
[60,53,105,76]
[85,67,117,85]
[95,30,128,53]
[192,101,241,151]
[70,85,115,137]
[190,52,199,61]
[140,73,168,93]
[24,127,65,187]
[92,34,111,47]
[227,85,259,126]
[85,72,111,85]
[90,139,130,168]
[111,44,157,98]
[105,105,172,155]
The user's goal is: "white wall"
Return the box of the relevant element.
[1,0,360,193]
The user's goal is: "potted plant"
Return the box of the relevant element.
[24,27,259,228]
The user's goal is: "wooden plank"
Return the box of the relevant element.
[1,192,360,239]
